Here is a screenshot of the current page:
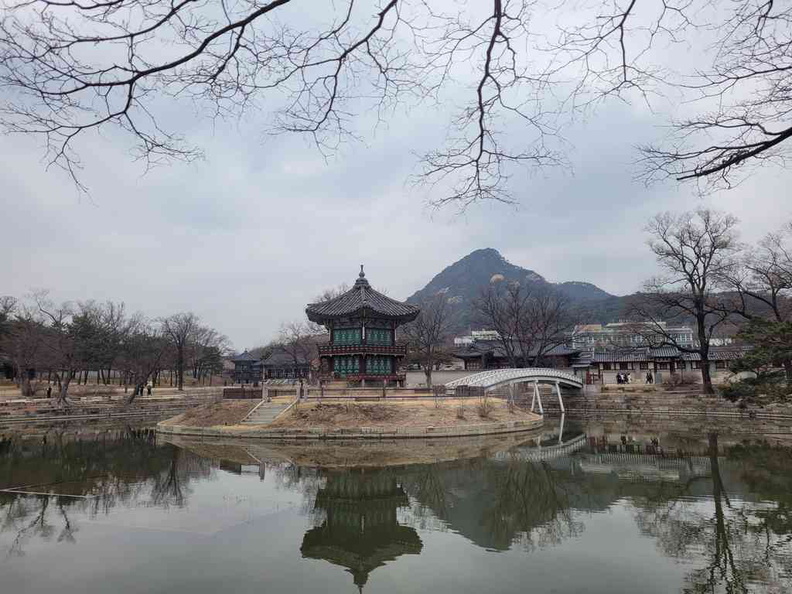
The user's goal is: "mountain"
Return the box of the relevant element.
[406,248,624,332]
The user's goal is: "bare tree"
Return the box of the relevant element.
[1,301,44,396]
[118,321,169,403]
[401,293,454,389]
[724,226,792,323]
[632,209,741,394]
[716,224,792,381]
[3,1,791,205]
[276,321,326,382]
[314,284,351,303]
[189,326,230,385]
[526,288,578,366]
[34,294,84,405]
[160,312,201,391]
[0,296,16,329]
[473,281,526,367]
[474,281,574,368]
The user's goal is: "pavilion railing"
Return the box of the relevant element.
[318,344,407,356]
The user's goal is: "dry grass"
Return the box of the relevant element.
[160,400,258,427]
[270,398,538,430]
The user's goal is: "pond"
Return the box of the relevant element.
[1,419,791,593]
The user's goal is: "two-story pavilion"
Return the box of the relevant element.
[305,267,420,387]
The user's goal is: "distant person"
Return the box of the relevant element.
[646,372,653,384]
[46,385,52,398]
[147,385,152,396]
[627,372,632,384]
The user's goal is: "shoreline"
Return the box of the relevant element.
[155,415,544,440]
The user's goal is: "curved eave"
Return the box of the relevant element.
[306,306,419,325]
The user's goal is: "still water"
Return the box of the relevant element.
[1,419,791,593]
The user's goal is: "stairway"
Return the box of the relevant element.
[241,400,293,425]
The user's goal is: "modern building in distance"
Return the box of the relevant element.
[305,266,420,386]
[570,321,695,350]
[453,329,501,346]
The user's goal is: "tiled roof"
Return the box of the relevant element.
[261,347,312,367]
[306,268,420,323]
[590,346,750,363]
[453,340,579,360]
[590,350,648,363]
[230,351,260,363]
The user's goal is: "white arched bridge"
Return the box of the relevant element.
[444,368,584,414]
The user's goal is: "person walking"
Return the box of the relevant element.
[147,384,152,396]
[46,385,52,398]
[645,371,653,384]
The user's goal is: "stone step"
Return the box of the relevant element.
[241,401,292,425]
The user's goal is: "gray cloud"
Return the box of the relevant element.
[1,63,789,350]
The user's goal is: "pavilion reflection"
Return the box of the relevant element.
[301,468,422,591]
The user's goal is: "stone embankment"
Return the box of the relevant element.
[540,388,792,423]
[0,388,223,427]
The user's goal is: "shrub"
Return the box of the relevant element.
[663,373,699,388]
[476,395,493,418]
[720,374,790,403]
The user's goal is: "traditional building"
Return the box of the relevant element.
[230,351,263,383]
[305,266,420,386]
[453,341,582,371]
[585,345,750,384]
[261,346,312,380]
[301,469,423,591]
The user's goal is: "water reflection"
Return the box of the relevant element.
[301,469,422,590]
[0,428,212,556]
[0,423,791,592]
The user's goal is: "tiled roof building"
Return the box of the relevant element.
[306,266,420,387]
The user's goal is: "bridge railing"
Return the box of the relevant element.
[444,368,584,390]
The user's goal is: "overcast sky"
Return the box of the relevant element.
[2,5,789,351]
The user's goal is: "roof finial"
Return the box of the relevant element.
[359,264,365,278]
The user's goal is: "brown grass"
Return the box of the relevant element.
[269,398,538,430]
[160,400,258,427]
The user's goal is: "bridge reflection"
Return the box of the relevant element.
[2,425,791,594]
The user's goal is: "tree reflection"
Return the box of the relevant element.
[0,429,212,555]
[633,434,792,593]
[483,458,584,551]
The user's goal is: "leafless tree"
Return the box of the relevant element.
[117,319,169,403]
[160,312,201,391]
[314,283,351,303]
[401,292,454,389]
[631,209,741,394]
[474,281,574,367]
[276,320,326,381]
[188,325,229,384]
[3,1,790,205]
[723,225,792,323]
[527,288,578,366]
[474,281,525,367]
[0,300,45,396]
[34,294,84,405]
[0,296,16,327]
